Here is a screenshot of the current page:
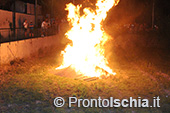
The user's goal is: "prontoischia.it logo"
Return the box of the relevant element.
[54,96,160,108]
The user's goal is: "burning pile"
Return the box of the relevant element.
[56,0,120,77]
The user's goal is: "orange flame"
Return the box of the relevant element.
[56,0,119,77]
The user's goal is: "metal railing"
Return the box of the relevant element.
[0,27,58,44]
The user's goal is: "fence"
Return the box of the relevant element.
[0,27,58,44]
[0,8,46,44]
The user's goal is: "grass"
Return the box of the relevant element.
[0,33,170,113]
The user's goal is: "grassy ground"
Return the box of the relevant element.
[0,32,170,113]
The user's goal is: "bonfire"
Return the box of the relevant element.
[56,0,120,78]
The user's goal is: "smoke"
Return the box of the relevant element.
[105,0,152,25]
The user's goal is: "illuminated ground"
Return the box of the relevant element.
[0,32,170,113]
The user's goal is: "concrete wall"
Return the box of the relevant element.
[14,1,26,13]
[0,35,59,65]
[27,3,42,15]
[0,9,43,39]
[0,10,12,29]
[27,3,35,15]
[0,10,13,40]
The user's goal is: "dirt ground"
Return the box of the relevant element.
[0,31,170,113]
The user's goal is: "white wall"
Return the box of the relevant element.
[0,35,59,65]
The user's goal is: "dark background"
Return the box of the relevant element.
[0,0,170,42]
[0,0,169,24]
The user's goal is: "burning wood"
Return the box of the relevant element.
[56,0,120,78]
